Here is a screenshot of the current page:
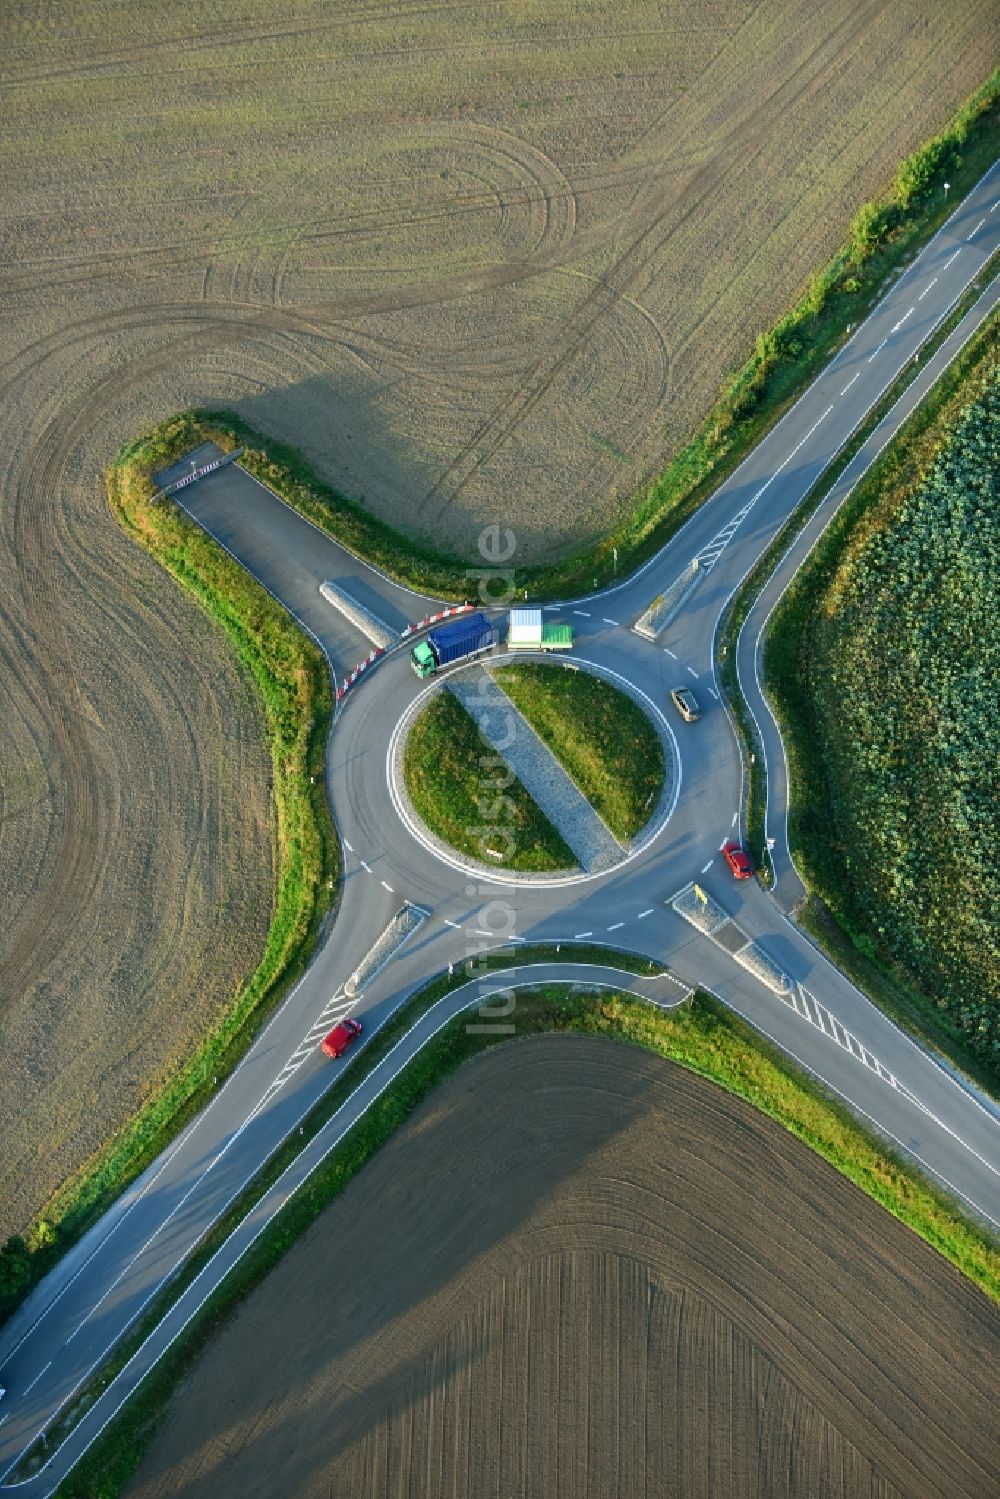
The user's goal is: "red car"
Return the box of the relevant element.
[321,1017,362,1058]
[723,840,754,879]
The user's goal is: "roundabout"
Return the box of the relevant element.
[3,166,1000,1496]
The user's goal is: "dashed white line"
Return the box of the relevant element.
[343,839,353,852]
[686,666,698,679]
[663,647,678,660]
[991,200,1000,213]
[707,687,719,701]
[943,248,961,270]
[917,277,938,302]
[839,371,861,395]
[24,1361,51,1396]
[890,306,914,332]
[602,617,618,626]
[638,908,654,919]
[360,860,372,874]
[474,928,493,938]
[968,217,985,238]
[867,338,887,363]
[444,918,460,929]
[573,609,591,618]
[731,812,738,827]
[543,605,559,612]
[575,931,593,939]
[700,861,713,874]
[380,880,394,893]
[747,403,834,505]
[607,921,624,932]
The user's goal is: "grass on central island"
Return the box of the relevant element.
[495,662,665,841]
[403,688,576,871]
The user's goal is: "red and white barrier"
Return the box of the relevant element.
[337,603,474,703]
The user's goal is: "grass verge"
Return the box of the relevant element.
[145,74,999,601]
[0,414,338,1326]
[54,974,1000,1498]
[495,661,665,840]
[402,688,575,871]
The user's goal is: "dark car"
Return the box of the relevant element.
[723,840,754,879]
[321,1017,362,1058]
[670,687,701,722]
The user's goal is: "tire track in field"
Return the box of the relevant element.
[411,0,884,526]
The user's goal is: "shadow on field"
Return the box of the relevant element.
[128,1040,659,1498]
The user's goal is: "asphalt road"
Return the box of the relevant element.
[2,162,999,1494]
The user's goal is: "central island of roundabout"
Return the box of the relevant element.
[393,649,678,882]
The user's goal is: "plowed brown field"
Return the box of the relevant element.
[0,1,995,1228]
[127,1038,999,1499]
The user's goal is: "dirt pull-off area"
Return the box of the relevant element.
[0,0,994,1225]
[127,1037,999,1499]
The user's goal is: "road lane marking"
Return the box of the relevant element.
[943,248,961,269]
[890,306,914,332]
[867,338,887,363]
[602,617,618,626]
[575,931,593,939]
[474,928,493,937]
[731,813,738,827]
[360,860,372,874]
[707,687,719,700]
[968,217,985,238]
[343,839,353,852]
[607,921,624,931]
[638,908,654,919]
[380,880,394,892]
[663,647,677,659]
[444,918,460,928]
[23,1361,52,1397]
[746,402,835,507]
[573,609,591,617]
[700,861,713,873]
[686,666,698,679]
[991,200,1000,213]
[917,277,938,301]
[839,371,861,395]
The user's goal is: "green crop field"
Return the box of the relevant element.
[769,342,1000,1071]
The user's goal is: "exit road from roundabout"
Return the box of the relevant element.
[1,162,999,1494]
